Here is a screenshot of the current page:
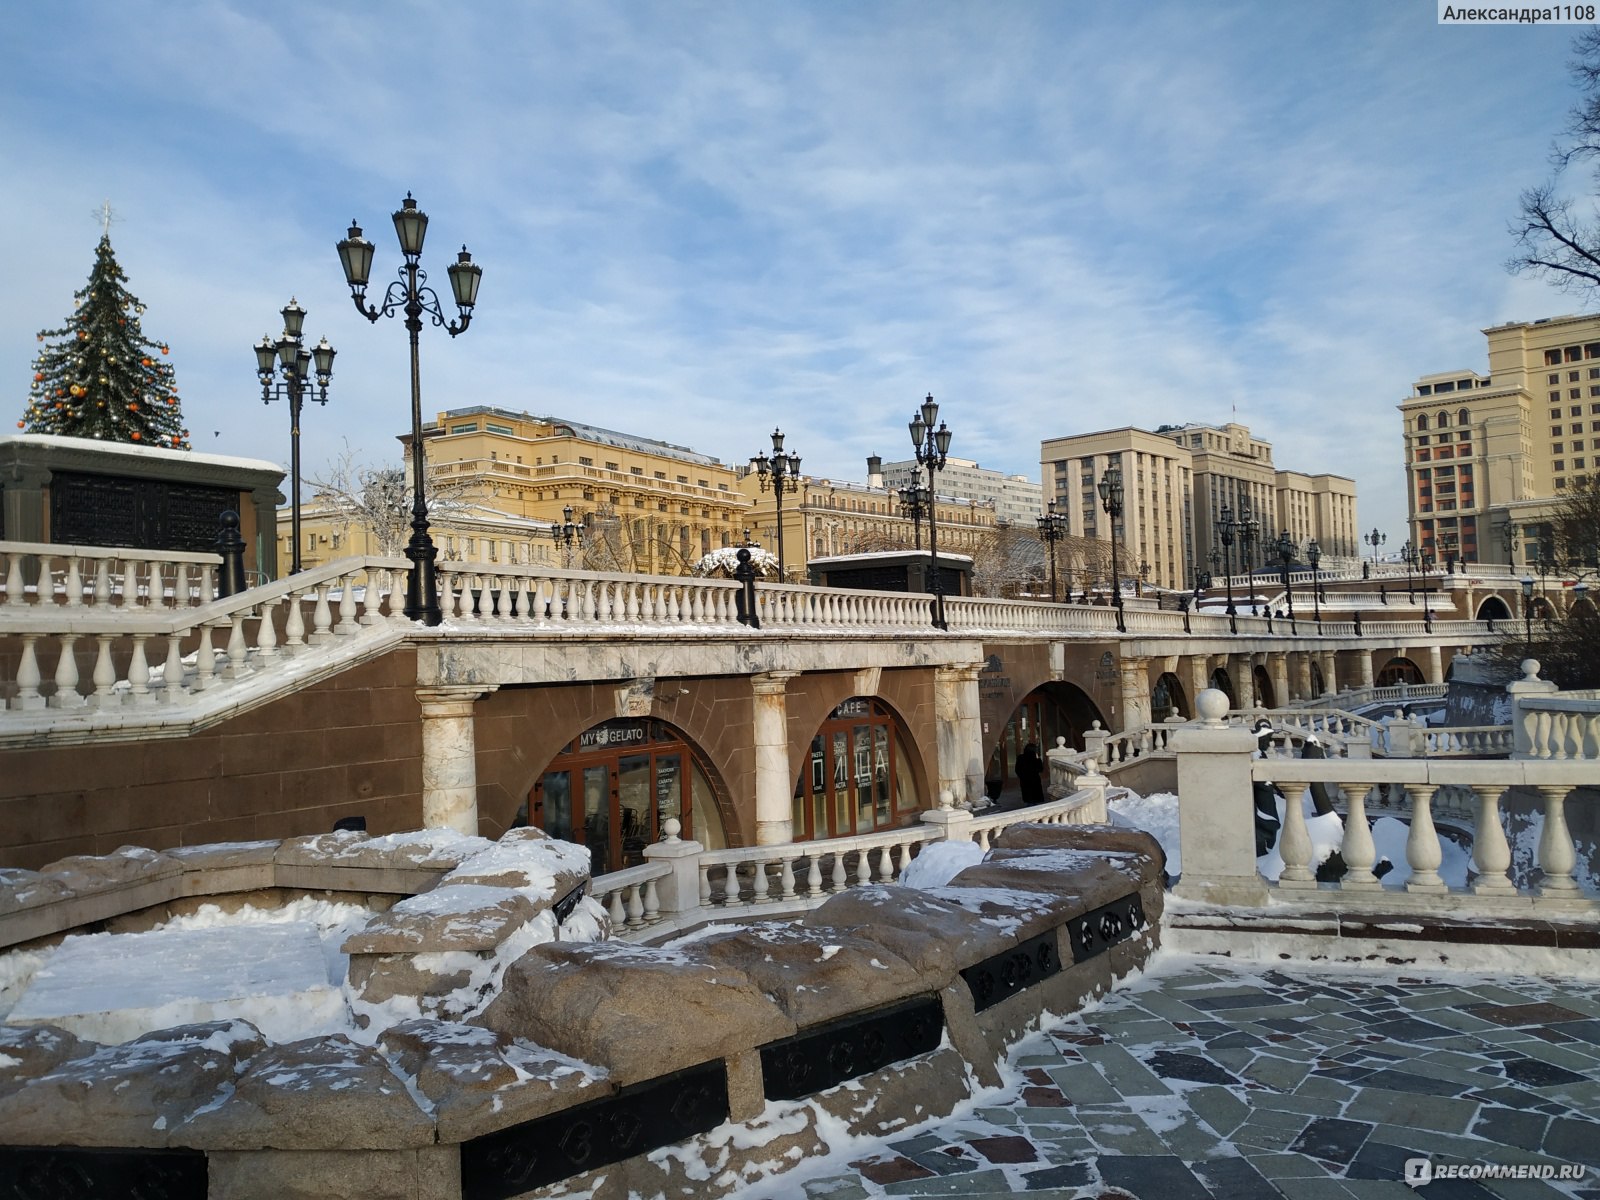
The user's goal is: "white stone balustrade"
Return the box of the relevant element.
[1170,688,1597,916]
[1511,662,1600,761]
[1,541,221,611]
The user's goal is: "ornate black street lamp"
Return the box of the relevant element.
[550,505,583,567]
[1401,540,1418,601]
[909,394,952,629]
[751,428,802,579]
[1522,575,1535,656]
[1036,499,1066,601]
[255,299,335,575]
[1218,504,1238,617]
[1307,538,1322,627]
[1277,530,1298,630]
[337,194,482,625]
[1096,464,1126,633]
[1501,521,1519,568]
[898,483,930,550]
[1364,527,1386,579]
[1240,502,1261,614]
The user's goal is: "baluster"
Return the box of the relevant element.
[49,634,83,708]
[752,859,771,903]
[163,633,186,701]
[854,847,872,886]
[198,564,216,604]
[778,856,797,900]
[438,571,457,622]
[283,591,306,653]
[63,556,84,608]
[805,853,822,897]
[3,551,22,607]
[11,635,44,710]
[335,576,359,633]
[120,559,139,608]
[1536,785,1580,895]
[36,555,57,605]
[255,598,280,659]
[127,635,153,705]
[722,862,741,907]
[192,623,217,692]
[222,613,250,678]
[831,852,848,893]
[1467,784,1514,895]
[359,571,383,625]
[173,561,190,608]
[878,843,896,883]
[1277,788,1315,889]
[608,889,627,928]
[625,884,644,927]
[698,863,713,908]
[625,582,641,622]
[1403,785,1446,893]
[515,578,534,623]
[310,585,334,644]
[389,568,413,624]
[578,580,596,622]
[93,557,113,606]
[1338,783,1381,889]
[89,634,118,707]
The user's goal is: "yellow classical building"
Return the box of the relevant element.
[279,406,750,576]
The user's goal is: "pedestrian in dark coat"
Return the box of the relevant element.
[1015,741,1046,806]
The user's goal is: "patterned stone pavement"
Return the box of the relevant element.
[739,954,1600,1200]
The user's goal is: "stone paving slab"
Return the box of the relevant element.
[730,954,1600,1200]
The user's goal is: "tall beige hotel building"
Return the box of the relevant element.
[1402,314,1600,565]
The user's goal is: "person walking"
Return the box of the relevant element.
[1015,741,1046,806]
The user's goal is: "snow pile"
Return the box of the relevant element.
[898,841,983,889]
[1109,791,1181,874]
[692,545,780,577]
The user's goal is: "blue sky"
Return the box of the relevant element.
[1,1,1588,540]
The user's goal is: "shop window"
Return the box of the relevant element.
[791,698,917,841]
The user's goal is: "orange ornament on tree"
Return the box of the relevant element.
[131,432,141,440]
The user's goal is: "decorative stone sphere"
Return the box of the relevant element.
[1195,688,1230,727]
[661,818,681,843]
[1520,659,1541,681]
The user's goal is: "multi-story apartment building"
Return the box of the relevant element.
[878,456,1041,527]
[1040,428,1194,592]
[282,406,751,575]
[1402,313,1600,565]
[1041,422,1359,590]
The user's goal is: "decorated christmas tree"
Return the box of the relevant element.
[19,233,190,449]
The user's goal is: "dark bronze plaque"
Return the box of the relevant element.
[961,929,1061,1013]
[759,993,944,1101]
[461,1059,728,1200]
[1065,892,1147,964]
[50,470,235,553]
[0,1146,206,1200]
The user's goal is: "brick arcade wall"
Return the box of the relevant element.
[472,667,942,848]
[0,650,423,871]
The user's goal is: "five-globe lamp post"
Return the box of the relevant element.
[898,483,930,550]
[1239,503,1261,613]
[1218,504,1238,618]
[751,429,802,580]
[1277,530,1298,631]
[337,194,482,625]
[1522,575,1535,657]
[550,505,583,568]
[909,395,953,630]
[255,299,335,576]
[1307,538,1322,627]
[1036,499,1067,602]
[1096,465,1126,633]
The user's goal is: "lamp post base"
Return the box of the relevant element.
[404,528,443,626]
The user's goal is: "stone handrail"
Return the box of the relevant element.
[1,540,223,613]
[588,860,672,931]
[1513,668,1600,759]
[697,823,939,914]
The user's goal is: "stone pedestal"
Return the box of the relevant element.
[1171,689,1267,907]
[417,686,491,836]
[752,672,798,845]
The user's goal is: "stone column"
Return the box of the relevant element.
[752,671,800,845]
[1185,655,1211,715]
[934,661,985,809]
[1425,645,1444,685]
[417,685,493,836]
[1118,655,1152,731]
[1358,650,1375,689]
[1291,652,1313,703]
[1231,653,1255,710]
[1172,689,1269,906]
[1319,650,1338,697]
[1268,652,1290,708]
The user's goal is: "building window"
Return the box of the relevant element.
[579,456,594,466]
[1550,374,1562,384]
[1555,460,1566,472]
[1568,346,1583,362]
[605,461,619,471]
[1571,371,1582,383]
[631,466,643,475]
[1458,408,1470,425]
[1546,349,1563,365]
[1416,414,1430,431]
[486,422,514,435]
[1579,458,1588,469]
[449,423,478,434]
[1552,392,1562,403]
[1576,424,1585,434]
[1555,443,1565,454]
[1554,426,1564,437]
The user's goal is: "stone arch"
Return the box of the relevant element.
[1209,666,1235,706]
[1476,595,1512,622]
[984,680,1106,795]
[1376,656,1424,686]
[1253,664,1276,709]
[792,694,926,838]
[1529,596,1557,620]
[779,675,935,819]
[1151,671,1187,722]
[1309,659,1326,698]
